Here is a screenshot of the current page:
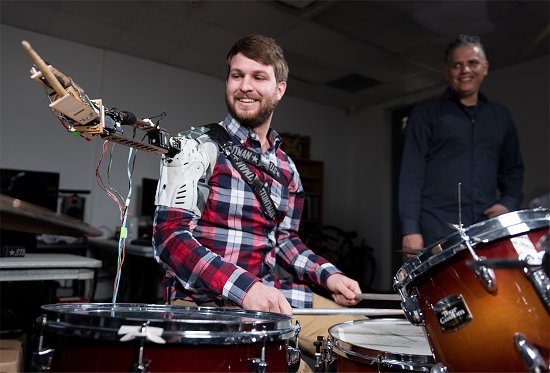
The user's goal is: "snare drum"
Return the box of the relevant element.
[327,319,434,372]
[34,303,296,372]
[394,208,550,372]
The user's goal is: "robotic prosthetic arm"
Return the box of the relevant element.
[156,135,218,216]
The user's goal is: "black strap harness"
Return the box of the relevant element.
[203,123,287,222]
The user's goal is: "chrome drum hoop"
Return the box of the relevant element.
[393,208,550,293]
[39,303,295,344]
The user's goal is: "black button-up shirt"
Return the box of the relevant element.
[399,88,524,245]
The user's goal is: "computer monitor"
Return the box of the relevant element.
[140,178,157,217]
[0,168,60,212]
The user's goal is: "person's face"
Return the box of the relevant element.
[225,52,286,129]
[445,44,489,102]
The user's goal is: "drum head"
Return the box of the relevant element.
[39,303,294,344]
[328,318,434,370]
[394,208,550,291]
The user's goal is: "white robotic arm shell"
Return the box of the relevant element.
[155,135,218,217]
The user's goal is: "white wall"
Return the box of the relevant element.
[2,25,548,292]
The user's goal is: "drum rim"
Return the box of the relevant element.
[327,318,435,370]
[39,303,295,344]
[393,208,550,292]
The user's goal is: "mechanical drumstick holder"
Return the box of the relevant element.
[21,40,181,155]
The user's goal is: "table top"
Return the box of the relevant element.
[0,253,102,269]
[0,253,102,281]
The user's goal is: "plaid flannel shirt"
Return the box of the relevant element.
[153,114,340,308]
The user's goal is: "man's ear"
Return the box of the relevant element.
[277,81,287,100]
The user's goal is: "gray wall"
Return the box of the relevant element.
[1,24,548,291]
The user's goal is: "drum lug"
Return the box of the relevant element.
[472,256,498,293]
[401,294,425,325]
[32,314,54,372]
[287,321,301,373]
[527,268,550,314]
[514,333,548,372]
[132,323,152,373]
[249,329,269,373]
[313,336,326,373]
[31,348,54,372]
[460,226,498,294]
[430,362,448,372]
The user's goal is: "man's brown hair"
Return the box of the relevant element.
[226,35,289,83]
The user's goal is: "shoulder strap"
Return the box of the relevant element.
[202,123,281,222]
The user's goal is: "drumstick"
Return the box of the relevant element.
[21,40,67,97]
[354,293,402,301]
[293,308,404,316]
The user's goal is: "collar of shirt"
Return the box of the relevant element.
[441,86,489,104]
[221,114,283,151]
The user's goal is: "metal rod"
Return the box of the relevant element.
[293,308,404,316]
[355,293,402,301]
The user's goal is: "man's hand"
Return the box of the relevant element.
[402,234,423,260]
[484,203,509,218]
[242,282,293,315]
[326,273,361,306]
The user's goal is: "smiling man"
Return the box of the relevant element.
[153,35,362,363]
[398,34,524,257]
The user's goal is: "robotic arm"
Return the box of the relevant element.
[21,40,181,156]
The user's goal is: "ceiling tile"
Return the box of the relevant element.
[111,30,181,62]
[125,4,197,46]
[318,40,395,78]
[212,1,299,37]
[47,10,123,50]
[168,46,226,80]
[277,20,351,58]
[0,1,55,34]
[56,1,144,28]
[284,50,348,84]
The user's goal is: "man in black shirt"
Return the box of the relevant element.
[398,35,524,256]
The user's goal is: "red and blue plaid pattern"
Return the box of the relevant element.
[153,115,339,308]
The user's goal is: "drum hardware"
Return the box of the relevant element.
[314,336,323,372]
[35,303,295,372]
[327,319,435,372]
[429,363,448,373]
[292,308,404,316]
[466,256,550,314]
[393,209,550,372]
[398,291,424,326]
[313,336,331,373]
[128,323,155,373]
[31,315,54,372]
[514,333,548,372]
[249,329,268,373]
[526,269,550,314]
[458,226,497,293]
[287,321,301,373]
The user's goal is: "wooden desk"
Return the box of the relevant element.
[0,253,101,282]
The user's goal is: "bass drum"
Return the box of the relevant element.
[327,319,434,372]
[34,303,296,372]
[394,208,550,372]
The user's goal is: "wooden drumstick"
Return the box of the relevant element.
[21,40,67,97]
[354,293,402,301]
[292,308,404,316]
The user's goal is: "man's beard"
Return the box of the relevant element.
[226,93,280,129]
